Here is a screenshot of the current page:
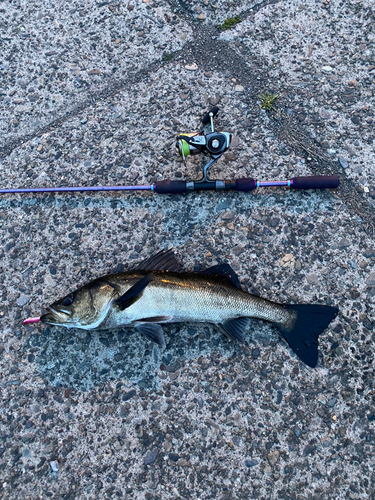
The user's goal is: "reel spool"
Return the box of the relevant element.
[177,133,204,160]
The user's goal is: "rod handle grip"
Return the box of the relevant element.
[154,180,187,194]
[234,178,256,192]
[291,175,340,190]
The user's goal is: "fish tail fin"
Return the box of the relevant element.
[276,304,338,368]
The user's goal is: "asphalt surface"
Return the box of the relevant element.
[0,0,374,499]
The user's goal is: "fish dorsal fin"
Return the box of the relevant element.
[201,263,242,289]
[135,249,181,272]
[221,318,251,343]
[115,273,153,311]
[134,323,166,348]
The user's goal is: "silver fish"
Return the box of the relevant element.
[40,249,338,367]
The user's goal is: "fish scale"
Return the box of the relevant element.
[100,272,291,328]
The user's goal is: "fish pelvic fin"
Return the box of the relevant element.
[115,273,153,311]
[220,317,251,343]
[134,323,166,348]
[277,304,339,368]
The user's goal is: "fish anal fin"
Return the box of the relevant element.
[135,323,166,348]
[221,317,251,343]
[136,249,181,272]
[115,273,152,311]
[201,264,242,289]
[135,315,173,323]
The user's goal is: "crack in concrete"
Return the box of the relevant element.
[0,1,277,160]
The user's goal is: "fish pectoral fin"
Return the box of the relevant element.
[115,273,153,311]
[134,323,166,348]
[136,315,173,323]
[201,264,242,289]
[135,249,181,272]
[220,318,251,343]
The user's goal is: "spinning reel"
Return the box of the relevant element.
[177,106,230,160]
[175,106,232,191]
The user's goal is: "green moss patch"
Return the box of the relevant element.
[217,15,241,30]
[258,92,280,111]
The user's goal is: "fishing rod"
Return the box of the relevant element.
[0,107,340,196]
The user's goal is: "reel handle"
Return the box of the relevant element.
[201,106,219,124]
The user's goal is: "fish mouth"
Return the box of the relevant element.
[40,307,74,326]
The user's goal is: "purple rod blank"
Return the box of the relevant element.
[0,185,153,195]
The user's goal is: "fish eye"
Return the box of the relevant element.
[62,293,75,306]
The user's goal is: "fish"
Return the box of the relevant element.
[37,249,338,368]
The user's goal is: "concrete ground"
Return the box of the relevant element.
[0,0,374,498]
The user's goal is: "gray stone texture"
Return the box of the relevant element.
[0,0,374,499]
